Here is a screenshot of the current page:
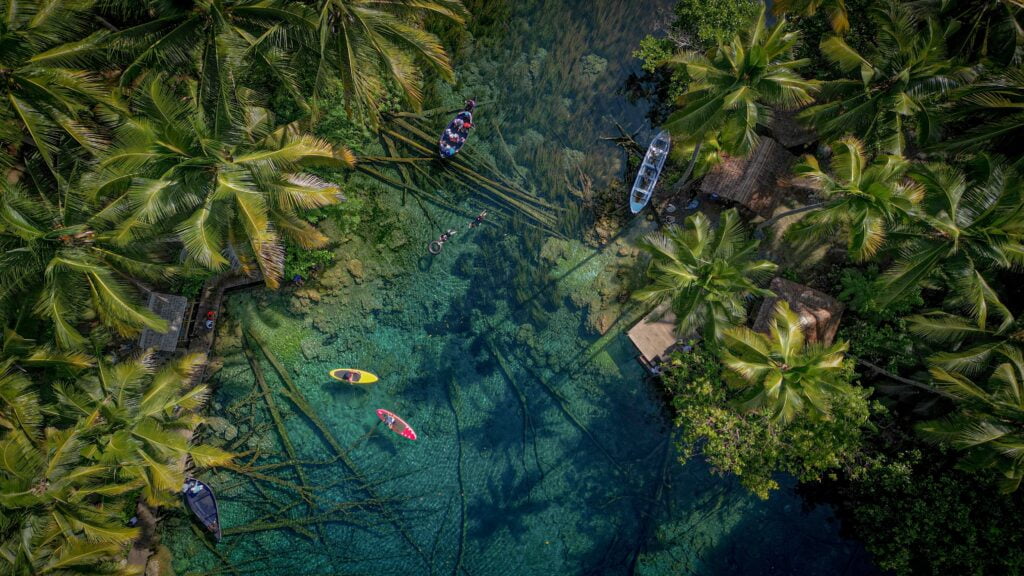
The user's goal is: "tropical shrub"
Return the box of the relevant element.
[663,342,871,498]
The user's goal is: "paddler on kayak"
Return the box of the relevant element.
[384,413,396,427]
[337,370,362,383]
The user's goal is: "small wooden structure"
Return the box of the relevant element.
[700,137,795,218]
[627,304,681,372]
[753,277,844,345]
[138,292,188,352]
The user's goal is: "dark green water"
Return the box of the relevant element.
[164,2,875,574]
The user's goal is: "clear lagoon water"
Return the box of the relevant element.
[164,1,876,574]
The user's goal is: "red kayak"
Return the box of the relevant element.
[377,409,417,440]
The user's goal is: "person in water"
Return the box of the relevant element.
[465,99,476,111]
[439,229,457,243]
[470,210,487,228]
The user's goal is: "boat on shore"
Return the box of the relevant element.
[183,478,222,541]
[629,130,672,213]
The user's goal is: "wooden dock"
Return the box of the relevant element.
[626,304,681,373]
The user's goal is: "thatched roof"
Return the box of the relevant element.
[700,137,795,218]
[627,304,680,363]
[770,108,817,148]
[753,277,844,345]
[138,292,188,352]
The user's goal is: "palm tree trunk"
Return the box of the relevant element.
[679,141,702,187]
[856,358,939,394]
[755,202,825,231]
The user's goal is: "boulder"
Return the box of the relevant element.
[205,417,238,442]
[295,288,322,302]
[347,259,365,283]
[146,545,176,576]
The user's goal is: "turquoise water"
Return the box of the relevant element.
[164,2,875,574]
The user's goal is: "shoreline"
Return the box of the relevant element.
[127,273,263,574]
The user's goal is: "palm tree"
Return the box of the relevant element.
[787,137,921,261]
[937,67,1024,163]
[0,165,169,349]
[665,6,817,157]
[312,0,468,119]
[918,355,1024,493]
[801,0,977,156]
[876,158,1024,317]
[0,360,42,443]
[0,425,139,544]
[90,79,353,288]
[104,0,314,121]
[54,352,233,506]
[721,301,852,423]
[635,209,777,342]
[0,424,139,575]
[909,0,1024,64]
[909,310,1023,375]
[774,0,850,34]
[0,521,133,576]
[0,0,117,173]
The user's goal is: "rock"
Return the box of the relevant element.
[617,245,631,257]
[387,230,408,250]
[301,338,322,361]
[295,288,321,302]
[347,259,364,283]
[206,356,224,377]
[146,545,176,576]
[587,310,614,335]
[205,417,238,442]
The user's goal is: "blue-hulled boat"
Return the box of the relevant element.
[439,110,474,159]
[629,130,671,213]
[183,477,222,541]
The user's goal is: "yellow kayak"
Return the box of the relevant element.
[329,369,379,385]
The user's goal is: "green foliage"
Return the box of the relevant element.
[673,0,761,46]
[285,247,335,281]
[837,266,924,321]
[918,357,1024,493]
[801,0,977,155]
[633,36,675,73]
[876,158,1024,318]
[835,443,1024,576]
[663,343,872,499]
[841,317,920,373]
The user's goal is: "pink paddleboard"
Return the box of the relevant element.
[377,409,417,440]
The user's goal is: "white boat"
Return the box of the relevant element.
[629,130,671,214]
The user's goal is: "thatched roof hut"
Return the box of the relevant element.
[627,304,680,369]
[753,277,844,346]
[700,137,795,218]
[138,292,188,352]
[770,108,817,148]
